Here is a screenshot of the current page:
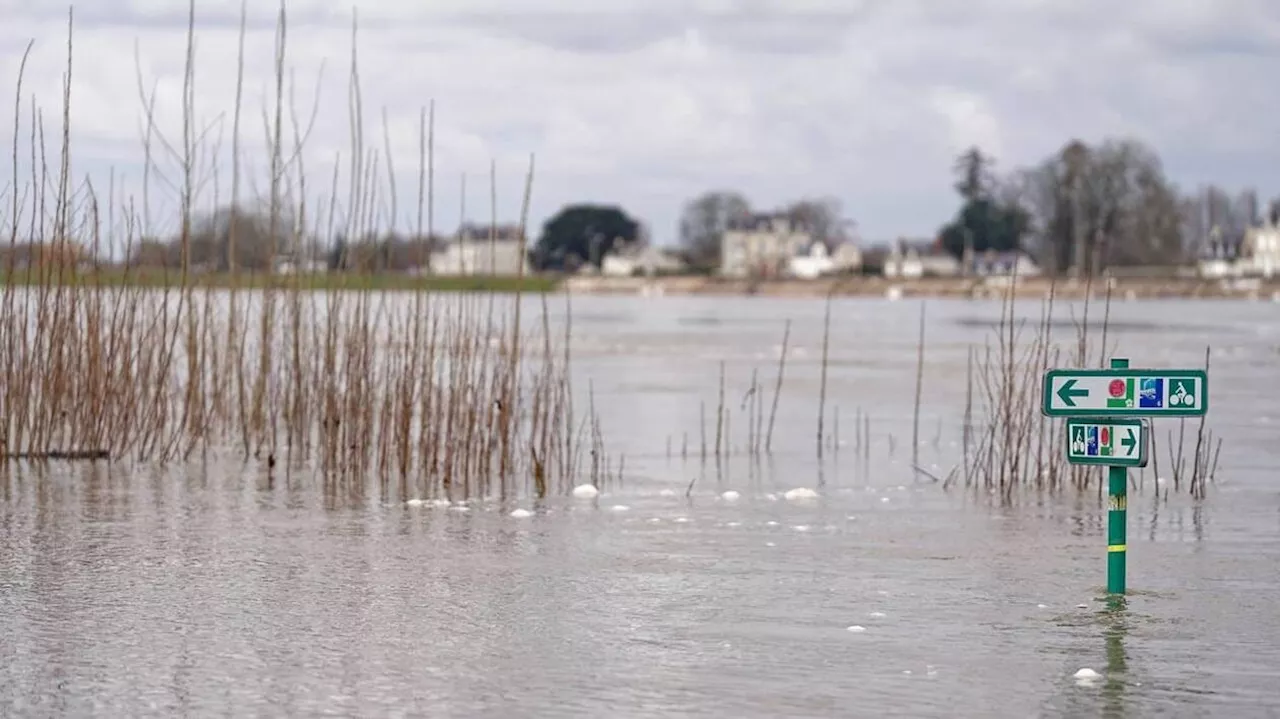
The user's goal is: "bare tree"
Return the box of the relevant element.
[783,197,850,249]
[678,191,751,268]
[1011,137,1188,275]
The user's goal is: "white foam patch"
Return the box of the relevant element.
[509,508,533,518]
[648,517,662,524]
[764,493,779,501]
[674,517,690,523]
[726,521,741,527]
[405,499,425,507]
[846,625,867,633]
[765,542,776,547]
[720,490,741,501]
[766,521,779,527]
[449,505,470,513]
[659,489,678,497]
[609,505,630,513]
[572,484,600,499]
[868,612,886,618]
[784,488,819,501]
[428,499,451,508]
[1073,668,1101,686]
[792,525,811,532]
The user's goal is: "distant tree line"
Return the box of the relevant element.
[940,138,1280,276]
[122,203,476,273]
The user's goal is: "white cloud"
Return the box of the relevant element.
[0,0,1277,251]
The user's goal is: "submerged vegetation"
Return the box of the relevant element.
[0,5,616,501]
[666,269,1222,503]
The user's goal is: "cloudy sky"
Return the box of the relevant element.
[2,0,1278,250]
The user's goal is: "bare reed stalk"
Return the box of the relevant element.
[911,300,925,475]
[765,318,789,454]
[816,292,831,459]
[715,360,725,462]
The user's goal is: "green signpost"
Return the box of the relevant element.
[1042,368,1208,418]
[1043,358,1209,595]
[1065,418,1148,468]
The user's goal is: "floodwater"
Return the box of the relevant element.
[2,294,1279,717]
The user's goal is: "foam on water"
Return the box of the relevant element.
[720,490,741,501]
[572,484,600,499]
[783,488,819,501]
[509,509,533,519]
[1073,668,1101,686]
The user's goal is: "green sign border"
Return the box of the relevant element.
[1041,368,1209,418]
[1065,418,1149,468]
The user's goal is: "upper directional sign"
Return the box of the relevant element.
[1066,417,1149,467]
[1042,368,1208,417]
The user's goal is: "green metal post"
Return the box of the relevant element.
[1107,357,1129,594]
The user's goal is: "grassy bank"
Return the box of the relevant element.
[1,268,561,294]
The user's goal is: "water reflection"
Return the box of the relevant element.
[1102,596,1132,718]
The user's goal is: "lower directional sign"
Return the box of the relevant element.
[1066,418,1149,468]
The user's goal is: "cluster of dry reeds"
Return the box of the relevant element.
[664,293,873,491]
[656,270,1220,502]
[951,271,1220,500]
[0,5,615,501]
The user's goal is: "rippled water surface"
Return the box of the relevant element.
[2,295,1279,718]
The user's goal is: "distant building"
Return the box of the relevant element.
[882,237,961,279]
[786,240,863,279]
[431,224,531,276]
[601,244,688,277]
[274,257,327,275]
[1198,219,1280,279]
[1242,220,1280,278]
[719,213,813,278]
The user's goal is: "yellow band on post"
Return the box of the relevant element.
[1107,544,1127,553]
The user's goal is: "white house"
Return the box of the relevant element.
[719,214,813,278]
[430,225,531,276]
[1197,218,1280,280]
[787,242,832,279]
[274,257,327,274]
[883,238,960,279]
[601,244,688,277]
[1242,221,1280,278]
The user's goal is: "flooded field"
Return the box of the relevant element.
[2,295,1278,717]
